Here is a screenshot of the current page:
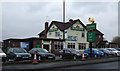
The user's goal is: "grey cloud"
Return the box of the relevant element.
[1,1,118,42]
[70,2,112,14]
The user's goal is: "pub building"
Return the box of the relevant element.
[3,19,104,54]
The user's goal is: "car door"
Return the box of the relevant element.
[64,50,71,59]
[7,49,15,59]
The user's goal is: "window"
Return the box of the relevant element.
[55,32,60,37]
[99,35,101,38]
[54,42,63,50]
[49,32,51,35]
[78,43,86,50]
[81,32,85,37]
[68,43,75,49]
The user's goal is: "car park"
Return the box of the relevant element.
[29,48,55,60]
[0,48,7,62]
[106,48,120,56]
[98,48,115,56]
[84,48,104,58]
[58,48,88,60]
[7,48,32,61]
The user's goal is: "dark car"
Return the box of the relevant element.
[84,48,104,58]
[29,48,55,60]
[58,48,88,60]
[98,48,114,56]
[7,48,32,61]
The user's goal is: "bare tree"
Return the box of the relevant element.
[112,36,120,47]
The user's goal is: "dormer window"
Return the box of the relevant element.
[55,32,60,37]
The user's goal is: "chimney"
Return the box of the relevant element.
[45,22,48,30]
[69,19,73,22]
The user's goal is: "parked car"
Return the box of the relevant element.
[58,48,88,60]
[84,48,104,58]
[98,48,115,56]
[106,48,120,56]
[29,48,55,60]
[7,48,32,61]
[114,48,120,51]
[0,48,7,62]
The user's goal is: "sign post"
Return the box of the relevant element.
[87,23,96,58]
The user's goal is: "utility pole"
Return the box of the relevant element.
[63,0,65,22]
[63,0,66,48]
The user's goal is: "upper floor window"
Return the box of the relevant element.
[55,32,60,37]
[81,32,85,38]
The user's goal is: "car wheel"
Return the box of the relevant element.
[104,54,108,57]
[13,58,17,61]
[2,59,6,62]
[94,55,97,58]
[73,55,77,60]
[115,53,118,56]
[59,55,63,59]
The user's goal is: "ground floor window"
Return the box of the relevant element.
[68,43,75,49]
[54,41,63,50]
[78,43,86,50]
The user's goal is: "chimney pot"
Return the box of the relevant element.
[69,19,73,22]
[45,22,48,30]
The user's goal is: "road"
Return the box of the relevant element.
[44,61,120,71]
[2,57,120,71]
[59,61,119,69]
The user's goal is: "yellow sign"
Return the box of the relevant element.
[88,17,95,24]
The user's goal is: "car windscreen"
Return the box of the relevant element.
[108,48,117,51]
[70,49,80,53]
[37,48,49,53]
[93,49,99,52]
[13,48,27,53]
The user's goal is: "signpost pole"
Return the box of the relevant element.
[90,42,92,58]
[87,23,96,59]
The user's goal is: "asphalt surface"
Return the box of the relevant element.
[59,61,119,69]
[1,57,120,71]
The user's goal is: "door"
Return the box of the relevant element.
[43,45,49,51]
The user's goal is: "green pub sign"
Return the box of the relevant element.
[87,23,96,31]
[87,32,96,42]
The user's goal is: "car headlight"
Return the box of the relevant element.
[29,54,32,57]
[76,53,80,56]
[96,52,99,54]
[16,55,21,57]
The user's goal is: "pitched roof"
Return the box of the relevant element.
[38,19,86,36]
[38,19,104,36]
[50,19,86,31]
[93,29,104,35]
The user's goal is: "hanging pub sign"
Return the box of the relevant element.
[67,35,77,41]
[71,25,84,31]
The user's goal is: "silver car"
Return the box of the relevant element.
[0,48,7,62]
[106,48,120,56]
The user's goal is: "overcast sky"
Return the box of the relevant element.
[0,0,119,42]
